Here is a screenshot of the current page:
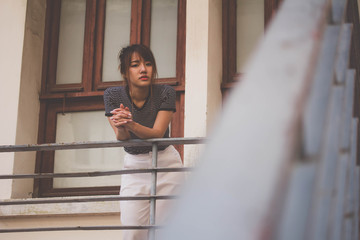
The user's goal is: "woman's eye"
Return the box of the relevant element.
[131,64,138,67]
[146,62,152,66]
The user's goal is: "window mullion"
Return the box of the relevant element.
[82,0,97,93]
[130,0,143,44]
[93,0,107,90]
[46,0,61,92]
[141,0,152,46]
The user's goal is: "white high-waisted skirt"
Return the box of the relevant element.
[120,145,184,240]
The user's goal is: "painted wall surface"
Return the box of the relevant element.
[206,0,223,133]
[184,0,223,167]
[0,0,28,199]
[12,0,45,199]
[0,214,122,240]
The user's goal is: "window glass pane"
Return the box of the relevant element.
[56,0,86,85]
[150,0,178,78]
[102,0,131,82]
[236,0,264,73]
[54,111,124,188]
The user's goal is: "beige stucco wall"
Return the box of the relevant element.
[0,0,44,199]
[0,0,28,199]
[184,0,223,166]
[11,0,45,199]
[0,214,121,240]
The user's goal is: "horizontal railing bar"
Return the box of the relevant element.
[0,225,162,233]
[0,137,206,153]
[0,195,177,206]
[0,167,193,180]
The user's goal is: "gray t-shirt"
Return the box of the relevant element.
[104,84,176,154]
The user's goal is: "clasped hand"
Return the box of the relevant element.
[110,104,133,128]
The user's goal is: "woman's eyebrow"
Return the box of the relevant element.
[130,60,140,64]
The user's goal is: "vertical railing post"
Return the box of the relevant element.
[149,142,158,240]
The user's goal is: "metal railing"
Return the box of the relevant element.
[0,137,205,239]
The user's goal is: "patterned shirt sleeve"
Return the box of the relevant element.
[103,87,119,116]
[159,85,176,112]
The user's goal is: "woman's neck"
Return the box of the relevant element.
[129,87,150,102]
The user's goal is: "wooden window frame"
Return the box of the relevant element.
[95,0,186,90]
[222,0,283,91]
[35,0,186,197]
[43,0,186,93]
[34,97,118,197]
[45,0,97,93]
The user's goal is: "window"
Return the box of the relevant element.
[222,0,282,96]
[35,0,186,197]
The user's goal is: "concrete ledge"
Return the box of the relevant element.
[0,197,119,218]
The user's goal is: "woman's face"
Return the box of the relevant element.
[126,52,153,89]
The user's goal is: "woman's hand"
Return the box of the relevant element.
[107,104,132,140]
[108,104,173,140]
[110,104,133,128]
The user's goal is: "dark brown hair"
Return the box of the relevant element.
[118,44,158,86]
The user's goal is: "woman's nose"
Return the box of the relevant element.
[139,62,146,72]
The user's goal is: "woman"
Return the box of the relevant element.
[104,44,183,240]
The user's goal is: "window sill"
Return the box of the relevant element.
[0,196,119,218]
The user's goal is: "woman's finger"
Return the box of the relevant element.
[115,112,132,119]
[114,119,132,127]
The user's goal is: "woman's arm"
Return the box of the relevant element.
[107,117,131,140]
[124,110,173,139]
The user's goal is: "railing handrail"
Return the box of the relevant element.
[0,167,193,179]
[0,137,205,152]
[0,225,162,233]
[0,195,177,206]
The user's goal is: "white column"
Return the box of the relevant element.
[184,0,222,166]
[12,0,45,198]
[0,0,28,199]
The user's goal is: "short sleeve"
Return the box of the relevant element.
[103,87,119,117]
[159,85,176,112]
